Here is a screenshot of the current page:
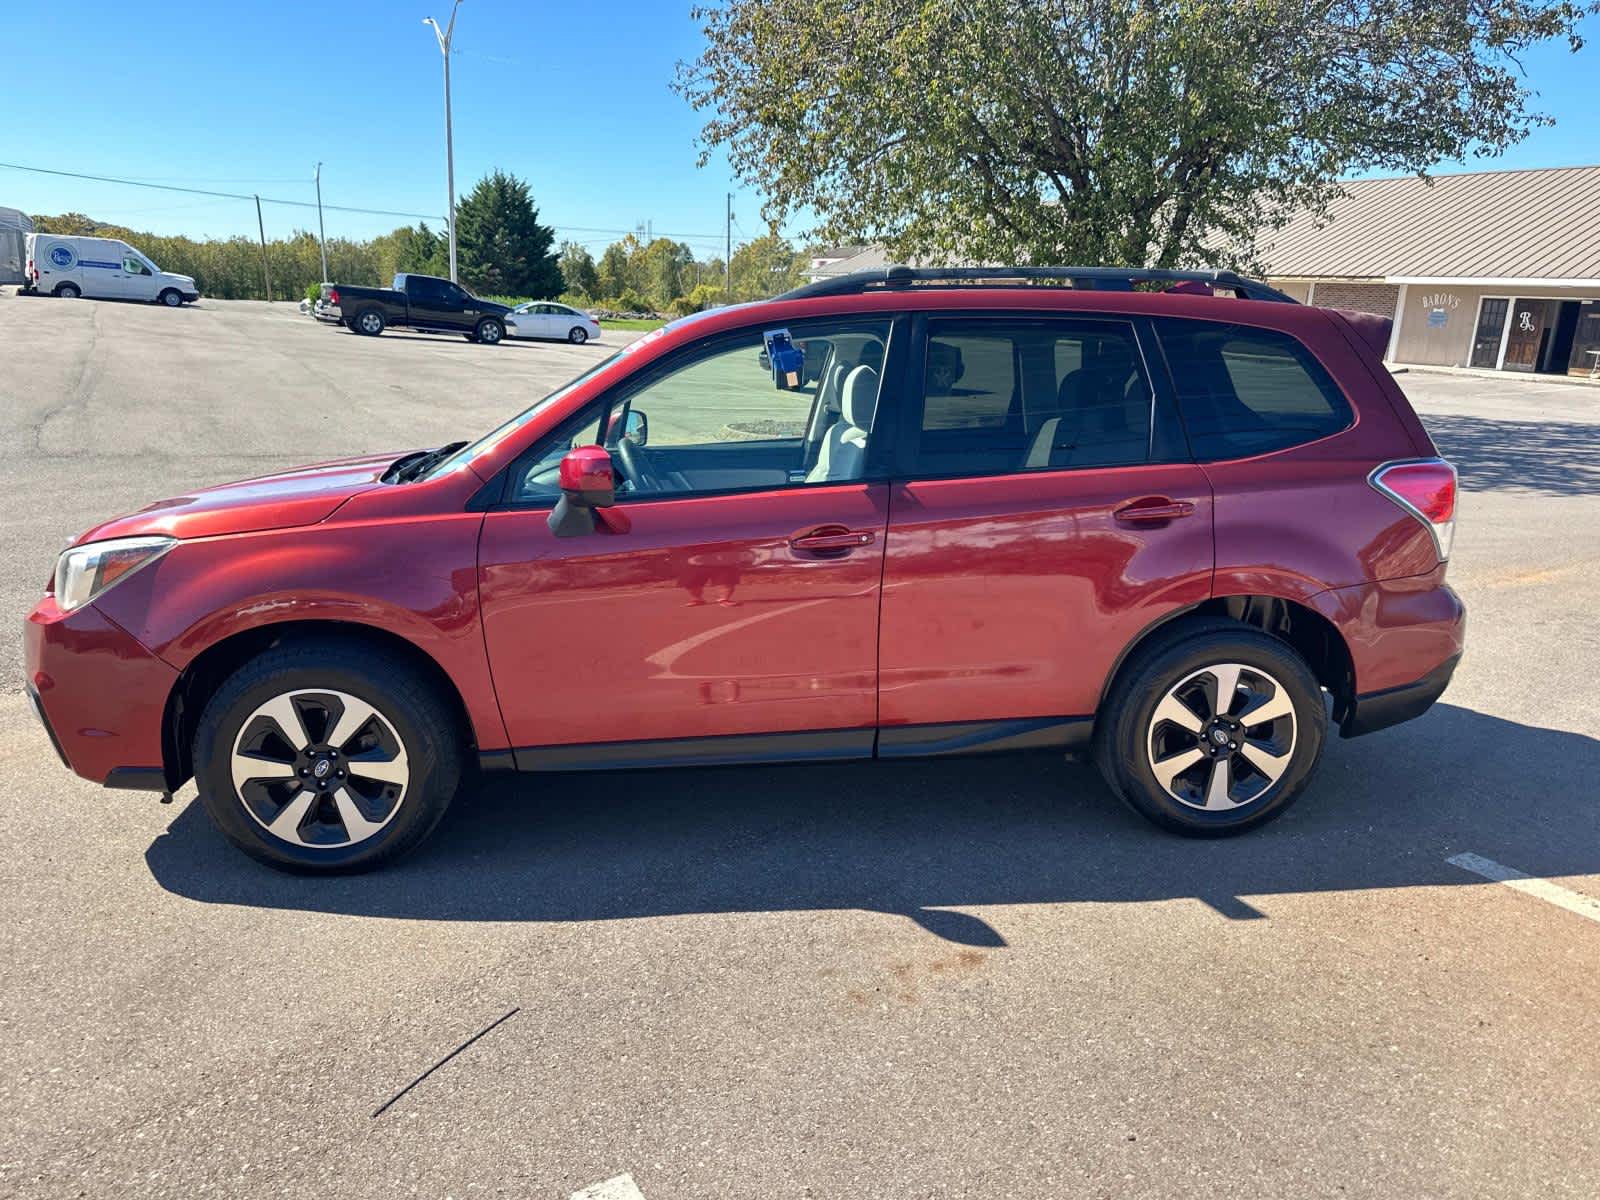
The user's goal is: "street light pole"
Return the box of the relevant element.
[313,162,328,283]
[423,1,463,283]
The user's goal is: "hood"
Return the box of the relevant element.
[72,451,411,545]
[477,299,513,316]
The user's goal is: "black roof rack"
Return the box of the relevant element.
[777,265,1296,304]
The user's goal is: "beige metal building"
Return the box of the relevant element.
[808,165,1600,379]
[1259,165,1600,378]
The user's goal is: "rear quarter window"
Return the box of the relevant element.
[1155,319,1353,460]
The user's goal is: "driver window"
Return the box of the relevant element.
[509,318,891,503]
[122,255,150,276]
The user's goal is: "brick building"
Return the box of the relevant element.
[1257,164,1600,378]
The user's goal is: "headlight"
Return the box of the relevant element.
[53,536,176,612]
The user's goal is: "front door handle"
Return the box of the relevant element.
[789,525,876,554]
[1114,497,1196,523]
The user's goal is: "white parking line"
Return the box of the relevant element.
[571,1174,647,1200]
[1446,852,1600,924]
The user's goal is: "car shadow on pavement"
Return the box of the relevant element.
[1421,413,1600,497]
[144,703,1600,946]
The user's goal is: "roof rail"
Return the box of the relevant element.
[777,265,1297,304]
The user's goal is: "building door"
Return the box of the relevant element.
[1502,299,1553,372]
[1469,298,1509,368]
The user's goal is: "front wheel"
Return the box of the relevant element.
[193,641,462,872]
[568,326,588,344]
[159,289,182,307]
[1096,625,1326,836]
[474,317,504,345]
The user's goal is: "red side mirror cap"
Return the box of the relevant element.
[558,445,615,506]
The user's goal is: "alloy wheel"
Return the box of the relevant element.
[230,688,410,847]
[359,312,382,333]
[1145,662,1297,811]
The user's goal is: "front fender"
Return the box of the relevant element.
[92,511,510,751]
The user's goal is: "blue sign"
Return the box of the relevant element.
[1427,308,1448,328]
[48,244,76,269]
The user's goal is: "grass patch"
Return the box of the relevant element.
[601,317,668,332]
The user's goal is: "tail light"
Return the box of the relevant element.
[329,287,340,304]
[26,258,35,280]
[1370,458,1457,560]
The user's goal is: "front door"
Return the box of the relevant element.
[409,276,470,329]
[113,251,159,301]
[878,316,1213,731]
[478,315,900,761]
[1502,298,1553,371]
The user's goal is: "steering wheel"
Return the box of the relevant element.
[616,436,667,494]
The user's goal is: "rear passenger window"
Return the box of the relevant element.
[914,320,1152,476]
[1156,320,1352,460]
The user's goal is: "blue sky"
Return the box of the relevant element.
[3,1,1597,259]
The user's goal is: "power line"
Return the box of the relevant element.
[1,158,740,245]
[0,161,446,222]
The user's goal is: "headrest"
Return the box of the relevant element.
[841,364,879,431]
[928,340,965,387]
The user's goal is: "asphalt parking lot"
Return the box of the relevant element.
[2,291,1599,1198]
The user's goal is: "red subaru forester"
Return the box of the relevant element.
[24,267,1463,872]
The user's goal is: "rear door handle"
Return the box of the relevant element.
[1114,497,1196,523]
[789,525,877,553]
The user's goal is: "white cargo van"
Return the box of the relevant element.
[25,233,199,306]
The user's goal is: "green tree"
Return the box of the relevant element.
[596,238,636,298]
[453,169,563,296]
[635,237,695,307]
[679,0,1598,268]
[558,241,600,297]
[728,233,804,299]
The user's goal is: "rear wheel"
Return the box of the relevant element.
[568,326,588,344]
[193,641,462,872]
[54,282,81,299]
[474,317,504,345]
[1096,624,1326,836]
[354,307,385,336]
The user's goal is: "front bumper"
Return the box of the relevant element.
[24,597,178,789]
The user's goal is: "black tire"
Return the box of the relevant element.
[159,288,182,307]
[192,639,462,873]
[54,282,81,299]
[463,333,476,341]
[1095,621,1326,836]
[354,307,386,336]
[568,326,588,344]
[474,317,505,345]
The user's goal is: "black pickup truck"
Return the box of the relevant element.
[317,273,513,344]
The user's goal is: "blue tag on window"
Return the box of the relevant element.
[763,328,805,390]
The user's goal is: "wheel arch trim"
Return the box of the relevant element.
[159,616,489,793]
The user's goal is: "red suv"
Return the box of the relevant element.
[24,267,1463,872]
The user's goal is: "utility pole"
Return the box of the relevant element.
[313,162,328,283]
[253,194,272,303]
[423,1,464,282]
[725,192,732,302]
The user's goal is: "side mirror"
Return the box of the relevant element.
[547,445,616,537]
[622,409,648,446]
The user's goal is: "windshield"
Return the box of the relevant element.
[416,305,749,482]
[417,348,628,481]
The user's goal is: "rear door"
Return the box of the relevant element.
[877,314,1214,735]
